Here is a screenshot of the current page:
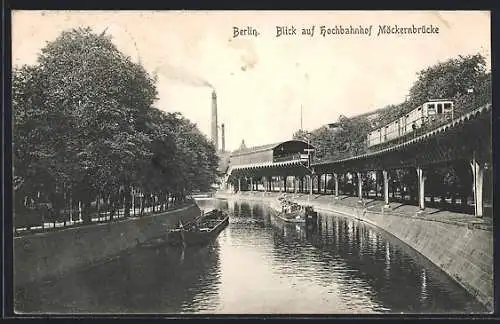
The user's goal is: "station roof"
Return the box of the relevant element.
[230,140,315,157]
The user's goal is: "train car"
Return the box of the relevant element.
[385,119,400,141]
[422,99,454,123]
[367,128,382,147]
[367,99,454,148]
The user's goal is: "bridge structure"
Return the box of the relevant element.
[225,104,492,217]
[225,140,316,193]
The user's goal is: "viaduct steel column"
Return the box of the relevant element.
[324,174,328,194]
[416,167,426,210]
[334,173,339,199]
[383,170,390,207]
[250,177,253,192]
[471,151,485,217]
[357,172,363,201]
[238,178,241,192]
[309,175,313,197]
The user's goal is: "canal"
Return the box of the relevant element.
[15,198,486,314]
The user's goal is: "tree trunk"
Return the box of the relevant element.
[108,194,114,221]
[124,185,131,218]
[82,199,92,224]
[140,193,146,216]
[160,193,165,212]
[96,195,100,221]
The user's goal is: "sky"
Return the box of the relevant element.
[12,11,491,151]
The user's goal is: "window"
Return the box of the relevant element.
[427,103,435,114]
[444,103,452,111]
[437,104,443,114]
[418,107,422,111]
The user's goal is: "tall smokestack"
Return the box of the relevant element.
[221,123,225,152]
[211,90,218,151]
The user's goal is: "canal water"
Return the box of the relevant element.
[15,198,486,314]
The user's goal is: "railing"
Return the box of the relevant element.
[14,199,193,237]
[366,103,491,153]
[311,103,491,165]
[368,115,452,149]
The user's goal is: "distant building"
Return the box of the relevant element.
[238,139,247,151]
[229,140,314,166]
[327,122,341,131]
[325,109,381,131]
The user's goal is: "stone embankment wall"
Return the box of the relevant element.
[15,204,201,287]
[216,191,493,311]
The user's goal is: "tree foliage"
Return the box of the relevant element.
[375,53,490,128]
[293,115,370,162]
[13,27,219,226]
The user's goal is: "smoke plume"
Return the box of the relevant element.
[155,63,213,89]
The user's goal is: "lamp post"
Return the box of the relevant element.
[304,136,315,204]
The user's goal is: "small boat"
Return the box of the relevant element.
[274,210,306,223]
[165,209,229,246]
[274,203,316,224]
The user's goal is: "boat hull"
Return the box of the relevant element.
[166,214,229,247]
[274,212,306,223]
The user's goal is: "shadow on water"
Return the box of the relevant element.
[15,241,222,314]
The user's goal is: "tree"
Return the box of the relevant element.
[334,115,371,157]
[13,27,219,228]
[292,129,311,142]
[408,53,488,113]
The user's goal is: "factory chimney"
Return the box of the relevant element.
[211,90,218,151]
[221,123,225,152]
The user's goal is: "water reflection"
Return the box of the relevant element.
[265,205,485,313]
[16,242,222,314]
[15,198,486,314]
